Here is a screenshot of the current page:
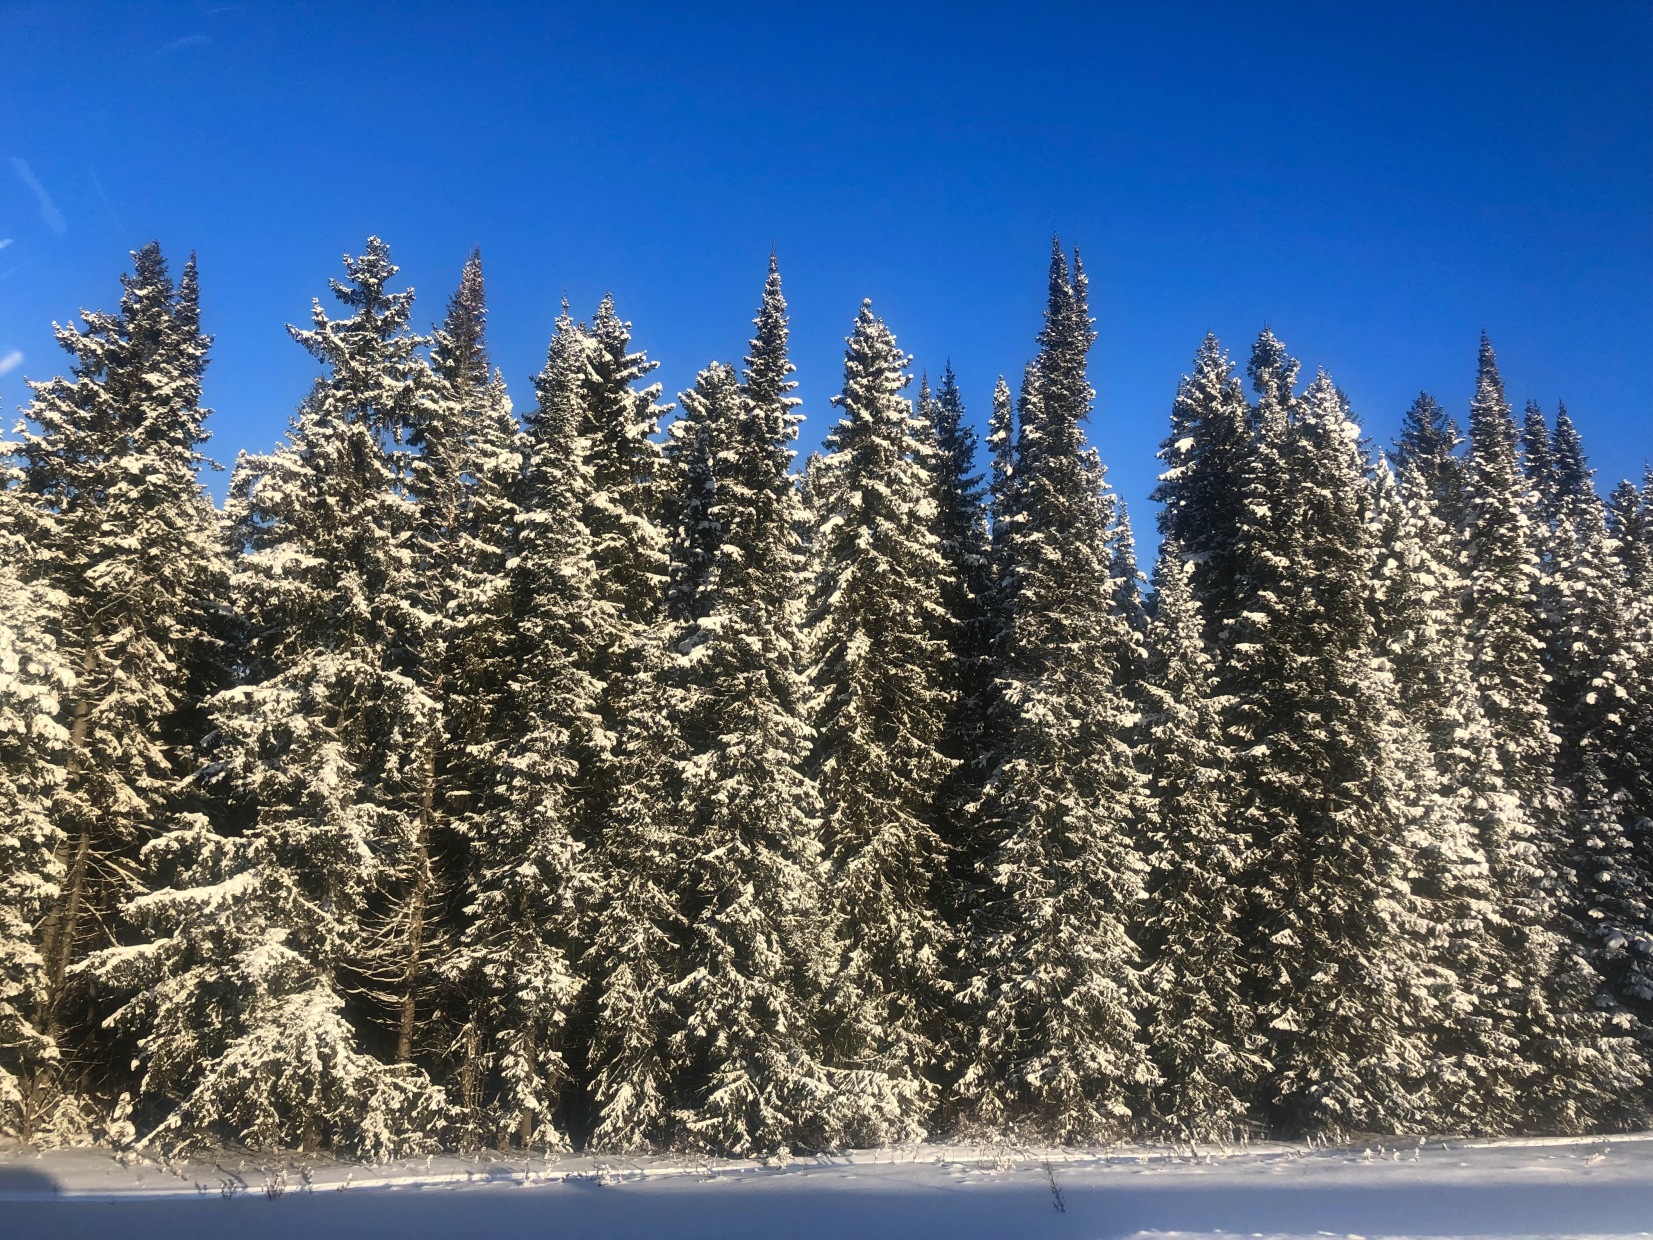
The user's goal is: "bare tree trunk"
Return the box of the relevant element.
[459,1017,482,1149]
[519,1027,535,1150]
[36,637,99,1038]
[396,745,438,1062]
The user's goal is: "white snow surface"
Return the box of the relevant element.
[2,1134,1651,1239]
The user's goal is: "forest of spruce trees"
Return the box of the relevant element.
[2,236,1652,1160]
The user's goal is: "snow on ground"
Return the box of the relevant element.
[2,1134,1651,1239]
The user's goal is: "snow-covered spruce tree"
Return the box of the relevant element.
[1520,401,1558,522]
[645,347,834,1155]
[1461,335,1643,1132]
[927,364,993,800]
[370,244,519,1077]
[401,250,528,1134]
[1393,391,1468,534]
[448,303,597,1151]
[1151,334,1252,647]
[1136,539,1265,1141]
[1371,459,1517,1133]
[565,294,681,1148]
[0,474,73,1140]
[578,293,671,660]
[11,245,230,1108]
[956,243,1153,1142]
[1094,465,1147,681]
[808,301,959,1143]
[1606,476,1652,590]
[587,258,833,1155]
[81,239,447,1158]
[985,375,1016,561]
[1540,417,1653,1050]
[662,353,718,626]
[1223,365,1432,1138]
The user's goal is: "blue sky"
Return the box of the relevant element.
[1,2,1649,526]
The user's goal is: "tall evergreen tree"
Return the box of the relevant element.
[1520,400,1558,523]
[1152,335,1252,644]
[985,374,1016,554]
[386,250,524,1083]
[922,363,994,938]
[1461,335,1643,1132]
[1137,539,1263,1140]
[567,293,674,1143]
[958,243,1152,1141]
[11,244,229,1107]
[1606,472,1653,590]
[450,303,599,1151]
[650,362,830,1154]
[1224,367,1431,1137]
[1371,459,1511,1132]
[1541,420,1653,1048]
[82,239,447,1157]
[662,264,842,1154]
[1393,391,1467,533]
[0,476,73,1139]
[809,301,959,1142]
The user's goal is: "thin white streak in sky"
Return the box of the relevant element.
[9,159,67,235]
[89,168,129,241]
[155,34,211,56]
[0,238,12,250]
[0,351,23,378]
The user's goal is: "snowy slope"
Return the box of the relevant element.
[3,1135,1652,1239]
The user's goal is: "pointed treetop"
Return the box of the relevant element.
[743,253,799,421]
[1520,400,1553,480]
[433,247,490,389]
[1397,391,1457,458]
[1247,326,1298,409]
[1551,402,1592,502]
[1472,331,1510,414]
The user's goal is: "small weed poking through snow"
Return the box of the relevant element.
[1040,1160,1065,1213]
[264,1167,287,1200]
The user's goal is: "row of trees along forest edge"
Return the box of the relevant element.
[2,236,1651,1159]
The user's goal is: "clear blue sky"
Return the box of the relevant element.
[2,2,1649,526]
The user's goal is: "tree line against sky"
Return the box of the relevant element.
[2,237,1651,1159]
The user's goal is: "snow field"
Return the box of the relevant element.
[4,1134,1653,1239]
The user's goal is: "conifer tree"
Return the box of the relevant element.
[606,261,838,1156]
[986,373,1016,535]
[958,243,1152,1141]
[809,301,959,1142]
[388,250,523,1081]
[559,293,673,1144]
[1152,335,1251,644]
[921,363,994,932]
[647,362,828,1154]
[1461,335,1643,1132]
[450,304,598,1150]
[1550,404,1591,510]
[11,244,229,1111]
[1606,473,1652,590]
[1137,539,1263,1140]
[929,364,992,702]
[1372,459,1512,1131]
[1541,421,1653,1045]
[1521,400,1558,523]
[0,477,73,1139]
[1224,366,1431,1137]
[1394,392,1467,532]
[82,239,447,1157]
